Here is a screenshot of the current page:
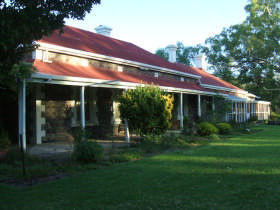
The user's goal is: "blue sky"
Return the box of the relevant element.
[66,0,249,53]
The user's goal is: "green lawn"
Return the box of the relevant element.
[1,125,280,209]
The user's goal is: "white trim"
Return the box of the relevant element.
[255,100,271,105]
[36,42,201,80]
[30,73,220,96]
[201,83,248,95]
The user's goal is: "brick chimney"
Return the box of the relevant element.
[166,44,178,63]
[95,25,112,37]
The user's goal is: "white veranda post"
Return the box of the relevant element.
[235,102,238,123]
[80,86,85,129]
[198,95,201,117]
[180,93,183,129]
[18,79,26,151]
[124,89,130,143]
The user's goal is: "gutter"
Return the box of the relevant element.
[30,73,219,96]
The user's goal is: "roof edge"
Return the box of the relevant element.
[36,41,201,80]
[30,72,219,96]
[201,83,249,95]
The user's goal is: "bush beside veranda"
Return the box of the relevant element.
[197,122,218,136]
[119,85,174,136]
[216,123,232,134]
[74,140,104,163]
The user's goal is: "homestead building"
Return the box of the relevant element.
[18,25,270,150]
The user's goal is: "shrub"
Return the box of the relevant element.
[270,112,280,121]
[160,134,189,147]
[74,140,104,163]
[119,85,174,136]
[160,134,177,146]
[72,127,89,144]
[144,135,162,144]
[4,147,40,165]
[109,154,128,163]
[197,122,218,136]
[216,123,232,134]
[109,150,143,163]
[209,133,220,141]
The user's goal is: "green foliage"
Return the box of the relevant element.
[155,48,169,60]
[3,147,38,165]
[176,42,200,66]
[109,149,143,163]
[74,140,104,163]
[0,130,11,150]
[0,147,60,179]
[249,115,258,122]
[119,85,174,136]
[201,0,280,111]
[209,133,220,141]
[144,134,190,148]
[155,42,199,66]
[72,127,89,144]
[1,126,280,209]
[216,123,232,134]
[0,0,100,89]
[0,159,56,179]
[270,112,280,121]
[160,134,189,147]
[197,122,218,136]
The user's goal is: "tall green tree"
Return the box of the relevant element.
[0,0,100,90]
[0,0,100,141]
[155,42,199,66]
[201,0,280,110]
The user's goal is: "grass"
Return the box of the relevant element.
[1,125,280,209]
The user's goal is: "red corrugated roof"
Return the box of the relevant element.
[38,25,242,91]
[33,60,208,92]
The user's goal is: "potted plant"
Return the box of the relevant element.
[0,130,11,160]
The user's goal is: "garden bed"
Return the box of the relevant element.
[0,124,262,187]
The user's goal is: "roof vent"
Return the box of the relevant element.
[95,25,112,37]
[166,44,178,63]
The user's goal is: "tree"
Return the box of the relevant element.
[201,0,280,110]
[155,48,169,61]
[0,0,100,90]
[176,42,200,66]
[119,85,174,136]
[0,0,100,142]
[155,42,199,65]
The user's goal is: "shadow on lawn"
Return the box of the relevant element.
[1,126,280,209]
